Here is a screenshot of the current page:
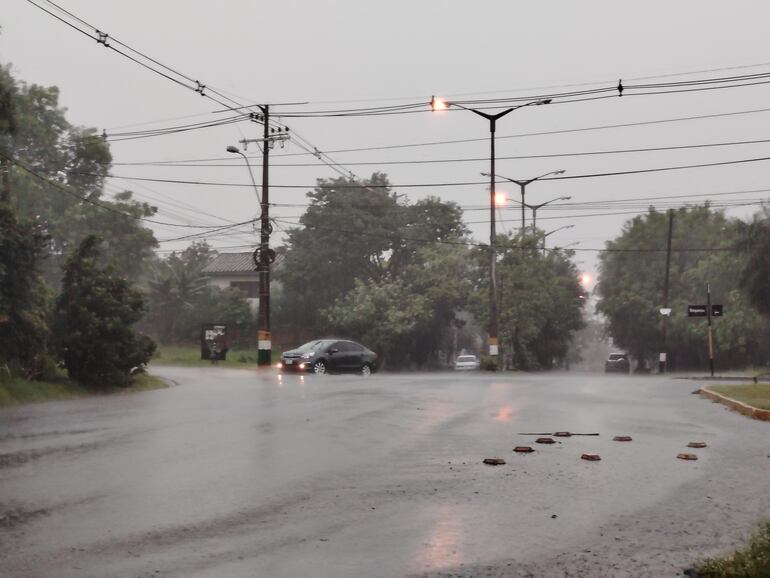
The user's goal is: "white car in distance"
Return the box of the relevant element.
[454,354,480,371]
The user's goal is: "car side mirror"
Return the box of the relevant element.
[329,348,339,354]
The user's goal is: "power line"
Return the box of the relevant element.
[231,107,770,159]
[83,154,770,189]
[270,218,743,255]
[107,137,770,168]
[2,152,250,230]
[26,0,366,209]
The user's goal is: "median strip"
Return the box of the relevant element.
[699,385,770,421]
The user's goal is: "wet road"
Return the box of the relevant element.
[1,368,768,577]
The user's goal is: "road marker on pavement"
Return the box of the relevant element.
[677,453,698,460]
[581,453,601,461]
[687,442,707,448]
[483,458,506,465]
[613,436,633,442]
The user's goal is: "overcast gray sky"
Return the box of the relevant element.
[3,0,770,284]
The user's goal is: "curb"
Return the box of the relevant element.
[699,386,770,421]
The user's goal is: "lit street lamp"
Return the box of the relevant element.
[431,95,551,365]
[493,191,572,233]
[482,169,565,229]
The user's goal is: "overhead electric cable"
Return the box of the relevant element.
[1,152,252,230]
[108,137,770,168]
[83,155,770,189]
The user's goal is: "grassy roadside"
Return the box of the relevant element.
[0,374,168,408]
[709,383,770,410]
[151,345,278,368]
[697,521,770,577]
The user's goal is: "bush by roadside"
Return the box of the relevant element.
[697,521,770,577]
[0,373,167,407]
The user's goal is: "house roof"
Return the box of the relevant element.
[202,252,257,274]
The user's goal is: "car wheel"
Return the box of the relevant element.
[360,363,372,377]
[312,360,327,375]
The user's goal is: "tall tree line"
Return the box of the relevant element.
[0,62,155,385]
[597,205,770,370]
[274,174,587,369]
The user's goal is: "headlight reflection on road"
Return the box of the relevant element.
[492,405,517,422]
[412,504,464,573]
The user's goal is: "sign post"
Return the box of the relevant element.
[201,324,227,362]
[706,284,714,377]
[687,286,722,376]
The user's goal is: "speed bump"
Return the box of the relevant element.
[581,453,601,461]
[513,446,535,453]
[677,453,698,461]
[613,436,633,442]
[483,458,506,465]
[687,442,707,448]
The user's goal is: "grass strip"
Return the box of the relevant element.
[151,345,278,368]
[710,383,770,410]
[697,521,770,577]
[0,374,168,407]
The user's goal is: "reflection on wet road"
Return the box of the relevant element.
[1,369,768,577]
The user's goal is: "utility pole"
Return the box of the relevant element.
[256,105,273,368]
[706,283,715,377]
[229,107,289,368]
[659,210,674,373]
[0,157,10,204]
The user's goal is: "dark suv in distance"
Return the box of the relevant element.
[279,339,378,376]
[605,352,631,373]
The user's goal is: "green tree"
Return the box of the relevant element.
[141,242,256,345]
[276,174,467,338]
[597,206,770,369]
[142,242,215,343]
[0,64,157,285]
[0,204,51,378]
[54,235,155,387]
[323,242,474,368]
[742,207,770,317]
[494,233,586,370]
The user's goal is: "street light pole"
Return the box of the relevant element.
[542,224,575,253]
[432,96,551,367]
[483,170,565,229]
[530,196,571,232]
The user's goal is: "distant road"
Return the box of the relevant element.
[1,368,768,577]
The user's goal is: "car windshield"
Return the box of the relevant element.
[457,356,476,362]
[609,354,627,360]
[296,340,332,352]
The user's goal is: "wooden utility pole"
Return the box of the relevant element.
[659,210,674,372]
[1,156,10,203]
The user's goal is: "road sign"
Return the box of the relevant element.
[688,305,707,317]
[688,304,723,317]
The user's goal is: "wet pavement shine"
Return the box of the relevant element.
[1,368,768,577]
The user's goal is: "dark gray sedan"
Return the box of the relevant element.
[279,339,379,375]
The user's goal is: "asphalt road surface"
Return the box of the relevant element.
[1,368,768,577]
